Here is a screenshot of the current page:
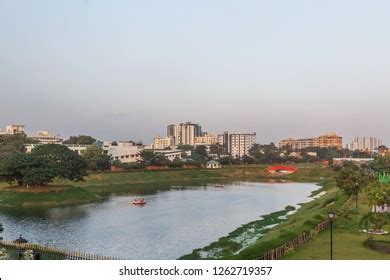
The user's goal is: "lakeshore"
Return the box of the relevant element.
[0,164,388,260]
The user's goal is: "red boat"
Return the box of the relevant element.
[132,198,146,205]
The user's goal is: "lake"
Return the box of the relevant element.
[0,182,320,259]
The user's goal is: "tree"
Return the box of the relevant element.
[371,157,390,173]
[31,144,87,181]
[242,155,255,165]
[139,150,170,166]
[335,165,371,209]
[192,145,208,161]
[82,146,111,171]
[209,144,225,156]
[63,135,96,145]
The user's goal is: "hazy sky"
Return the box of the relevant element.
[0,0,389,145]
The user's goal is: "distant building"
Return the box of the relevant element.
[0,124,25,135]
[217,131,230,153]
[24,143,91,155]
[107,141,144,163]
[152,135,173,150]
[194,133,217,146]
[154,149,182,161]
[332,158,374,165]
[206,160,221,169]
[167,122,202,146]
[30,131,62,144]
[347,137,382,152]
[229,133,256,158]
[279,132,343,150]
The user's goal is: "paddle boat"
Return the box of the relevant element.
[132,198,146,206]
[214,184,224,188]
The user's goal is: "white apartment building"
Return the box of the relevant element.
[152,135,173,149]
[347,137,383,152]
[229,133,256,158]
[24,143,91,155]
[194,133,217,146]
[30,131,63,144]
[167,122,202,146]
[106,141,144,163]
[0,124,25,135]
[153,149,182,161]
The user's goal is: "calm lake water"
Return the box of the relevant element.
[0,182,319,259]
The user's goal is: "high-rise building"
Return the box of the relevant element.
[217,131,230,153]
[279,132,343,150]
[229,133,256,158]
[347,137,383,152]
[167,122,202,146]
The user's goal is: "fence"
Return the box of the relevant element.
[257,219,330,260]
[0,240,119,260]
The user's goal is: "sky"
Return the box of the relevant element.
[0,0,389,145]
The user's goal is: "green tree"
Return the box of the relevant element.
[192,145,208,161]
[82,146,111,171]
[63,135,96,145]
[335,165,371,209]
[209,143,225,156]
[30,144,87,182]
[139,150,170,166]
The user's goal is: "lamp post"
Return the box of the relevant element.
[0,223,3,241]
[14,234,28,260]
[328,210,335,260]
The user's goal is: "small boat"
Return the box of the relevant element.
[214,184,224,188]
[132,198,146,205]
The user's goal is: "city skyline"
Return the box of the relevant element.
[1,1,389,144]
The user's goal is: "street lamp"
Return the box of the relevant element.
[14,234,28,260]
[0,223,3,241]
[328,210,335,260]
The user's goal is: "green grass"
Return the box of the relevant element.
[283,190,390,260]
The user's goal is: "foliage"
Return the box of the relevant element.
[0,247,9,260]
[139,150,170,166]
[63,135,96,145]
[209,144,225,156]
[82,146,111,171]
[335,164,372,209]
[192,145,208,161]
[359,212,388,232]
[371,157,390,173]
[2,144,87,186]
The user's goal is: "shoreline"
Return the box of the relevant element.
[0,164,332,209]
[179,183,332,260]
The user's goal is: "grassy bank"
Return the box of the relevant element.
[283,188,390,260]
[0,164,329,208]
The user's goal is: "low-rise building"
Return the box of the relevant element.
[30,131,62,144]
[108,141,144,163]
[152,135,173,149]
[0,124,25,135]
[194,133,217,146]
[206,160,221,169]
[332,158,374,165]
[154,149,182,161]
